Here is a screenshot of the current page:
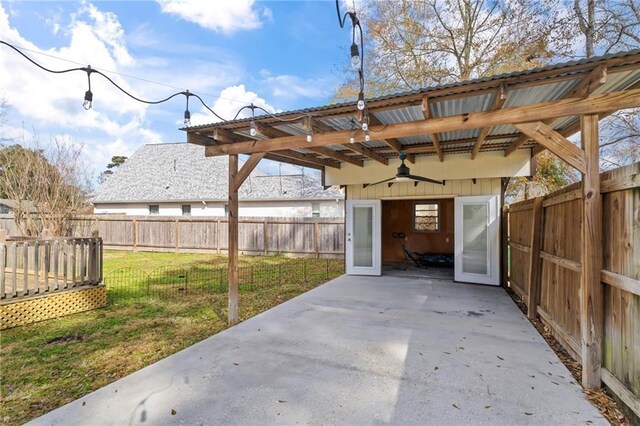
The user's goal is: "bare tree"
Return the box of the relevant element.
[572,0,640,168]
[0,138,91,236]
[336,0,574,98]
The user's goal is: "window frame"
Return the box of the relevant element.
[148,204,160,215]
[181,204,191,216]
[413,201,440,233]
[311,202,320,218]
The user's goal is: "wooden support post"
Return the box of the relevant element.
[526,197,544,319]
[228,154,239,325]
[580,113,603,389]
[227,153,264,326]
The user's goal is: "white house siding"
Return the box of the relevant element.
[94,200,344,218]
[346,178,503,200]
[326,150,531,186]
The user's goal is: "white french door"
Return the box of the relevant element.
[454,196,500,286]
[345,200,381,276]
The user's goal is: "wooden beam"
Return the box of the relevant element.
[262,153,324,171]
[367,114,415,163]
[580,113,603,389]
[343,142,388,165]
[202,88,640,156]
[228,154,239,326]
[234,153,266,192]
[421,96,444,161]
[515,122,587,173]
[505,65,607,156]
[214,128,239,144]
[303,116,387,165]
[273,150,340,169]
[188,132,216,146]
[472,84,507,159]
[308,146,364,167]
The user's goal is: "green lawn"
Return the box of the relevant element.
[1,251,343,426]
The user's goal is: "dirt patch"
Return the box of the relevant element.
[45,334,85,346]
[505,286,630,426]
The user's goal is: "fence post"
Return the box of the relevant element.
[175,218,180,253]
[132,219,138,250]
[0,243,5,299]
[314,221,320,259]
[263,219,268,255]
[526,197,544,319]
[34,241,40,294]
[216,219,222,254]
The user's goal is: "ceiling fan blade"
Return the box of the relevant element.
[365,177,395,187]
[408,174,444,185]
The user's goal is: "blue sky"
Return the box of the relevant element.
[0,1,353,178]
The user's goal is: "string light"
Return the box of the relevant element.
[365,131,370,142]
[350,43,360,71]
[349,132,356,144]
[336,1,368,126]
[249,120,258,137]
[183,90,192,126]
[306,131,313,143]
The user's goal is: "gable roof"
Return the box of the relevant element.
[92,143,343,203]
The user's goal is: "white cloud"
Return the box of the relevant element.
[262,74,330,101]
[156,0,269,34]
[189,84,276,126]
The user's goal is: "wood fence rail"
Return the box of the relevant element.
[0,237,103,302]
[507,162,640,419]
[0,216,345,258]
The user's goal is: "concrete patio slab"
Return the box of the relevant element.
[30,275,606,425]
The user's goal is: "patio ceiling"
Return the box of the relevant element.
[185,49,640,171]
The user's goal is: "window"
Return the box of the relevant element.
[224,204,229,217]
[312,202,320,218]
[414,202,439,232]
[181,205,191,216]
[148,205,160,215]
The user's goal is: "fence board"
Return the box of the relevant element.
[509,162,640,413]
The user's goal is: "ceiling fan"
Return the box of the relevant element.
[364,152,444,188]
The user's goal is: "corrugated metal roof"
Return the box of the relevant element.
[186,49,640,131]
[185,49,640,165]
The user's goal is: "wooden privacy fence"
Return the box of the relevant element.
[507,162,640,418]
[0,237,103,302]
[26,216,344,257]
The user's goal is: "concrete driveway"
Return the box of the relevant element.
[31,275,606,425]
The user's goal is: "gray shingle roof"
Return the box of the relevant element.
[92,143,344,203]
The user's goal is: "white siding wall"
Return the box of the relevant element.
[94,200,344,217]
[326,150,531,186]
[347,177,502,200]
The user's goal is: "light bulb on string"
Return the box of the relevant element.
[361,116,369,131]
[249,120,258,137]
[349,132,356,144]
[350,43,360,71]
[82,65,93,110]
[357,91,365,110]
[365,131,370,142]
[83,90,93,110]
[183,90,191,126]
[306,131,313,143]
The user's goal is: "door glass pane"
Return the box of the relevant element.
[462,204,488,275]
[353,206,373,267]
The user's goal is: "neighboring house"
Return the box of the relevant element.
[92,143,344,218]
[0,199,37,214]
